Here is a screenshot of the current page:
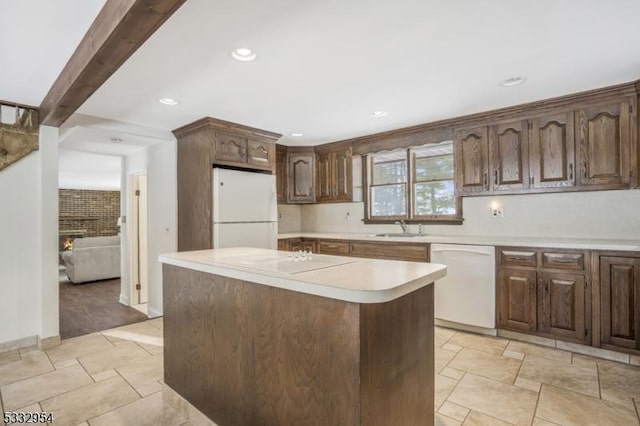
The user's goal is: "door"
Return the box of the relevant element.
[600,256,640,349]
[538,272,586,342]
[213,168,277,223]
[213,222,277,249]
[530,111,576,189]
[129,173,148,305]
[497,269,537,332]
[489,120,529,191]
[454,126,489,194]
[577,98,634,188]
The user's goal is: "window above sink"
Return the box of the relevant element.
[364,141,462,224]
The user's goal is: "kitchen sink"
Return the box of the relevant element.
[370,232,424,238]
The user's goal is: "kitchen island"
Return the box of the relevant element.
[160,248,446,426]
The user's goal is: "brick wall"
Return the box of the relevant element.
[59,189,120,238]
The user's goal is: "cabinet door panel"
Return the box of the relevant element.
[288,153,315,203]
[247,139,274,170]
[578,99,633,187]
[276,146,287,203]
[490,120,529,191]
[600,256,640,349]
[539,272,586,342]
[454,127,489,194]
[530,112,575,188]
[215,133,247,163]
[497,269,537,332]
[315,152,332,202]
[317,240,350,255]
[334,149,353,201]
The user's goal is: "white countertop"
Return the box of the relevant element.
[278,232,640,251]
[159,247,447,304]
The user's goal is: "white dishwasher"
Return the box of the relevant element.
[431,244,495,330]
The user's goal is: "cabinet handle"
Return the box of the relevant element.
[493,169,498,186]
[569,163,573,180]
[583,161,588,179]
[483,172,488,188]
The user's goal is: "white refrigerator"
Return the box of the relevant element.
[212,168,278,249]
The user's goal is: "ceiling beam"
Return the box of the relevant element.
[39,0,187,127]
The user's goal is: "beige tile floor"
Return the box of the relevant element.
[1,320,639,426]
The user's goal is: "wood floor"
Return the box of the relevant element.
[59,277,148,339]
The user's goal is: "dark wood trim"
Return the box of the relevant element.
[39,0,187,126]
[173,116,281,140]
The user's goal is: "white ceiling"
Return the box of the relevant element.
[58,149,121,190]
[2,0,640,151]
[74,0,640,146]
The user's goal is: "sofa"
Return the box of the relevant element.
[61,235,121,284]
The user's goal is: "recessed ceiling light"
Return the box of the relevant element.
[499,77,526,87]
[290,132,304,137]
[231,48,257,62]
[158,97,179,106]
[371,111,388,117]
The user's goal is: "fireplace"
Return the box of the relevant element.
[59,230,86,252]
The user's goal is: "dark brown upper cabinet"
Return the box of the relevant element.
[288,152,316,203]
[315,147,353,203]
[214,132,276,172]
[247,139,275,169]
[276,144,288,203]
[454,126,489,194]
[577,97,636,189]
[489,120,530,192]
[530,111,576,189]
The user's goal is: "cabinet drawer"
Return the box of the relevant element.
[317,240,350,255]
[541,251,586,271]
[350,242,429,262]
[499,249,537,268]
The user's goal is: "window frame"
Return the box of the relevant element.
[364,142,463,224]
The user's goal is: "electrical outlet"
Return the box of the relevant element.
[345,212,351,222]
[491,207,504,218]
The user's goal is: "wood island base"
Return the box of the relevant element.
[163,264,435,426]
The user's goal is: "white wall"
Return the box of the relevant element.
[119,140,176,317]
[146,140,177,317]
[0,126,59,347]
[278,204,302,233]
[299,189,640,241]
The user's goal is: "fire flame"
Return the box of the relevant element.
[63,238,74,250]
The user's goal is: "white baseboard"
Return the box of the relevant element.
[38,335,61,350]
[0,335,37,353]
[119,293,130,306]
[147,306,163,318]
[435,318,498,336]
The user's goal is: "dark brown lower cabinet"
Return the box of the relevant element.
[497,269,537,332]
[538,272,586,342]
[599,256,640,350]
[496,247,590,345]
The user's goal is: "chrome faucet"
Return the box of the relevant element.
[395,219,408,233]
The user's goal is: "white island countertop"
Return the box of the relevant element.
[278,232,640,251]
[159,247,446,304]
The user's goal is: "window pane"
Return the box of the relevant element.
[415,155,453,181]
[373,160,407,184]
[371,184,406,216]
[414,181,456,215]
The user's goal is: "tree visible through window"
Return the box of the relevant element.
[367,141,460,222]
